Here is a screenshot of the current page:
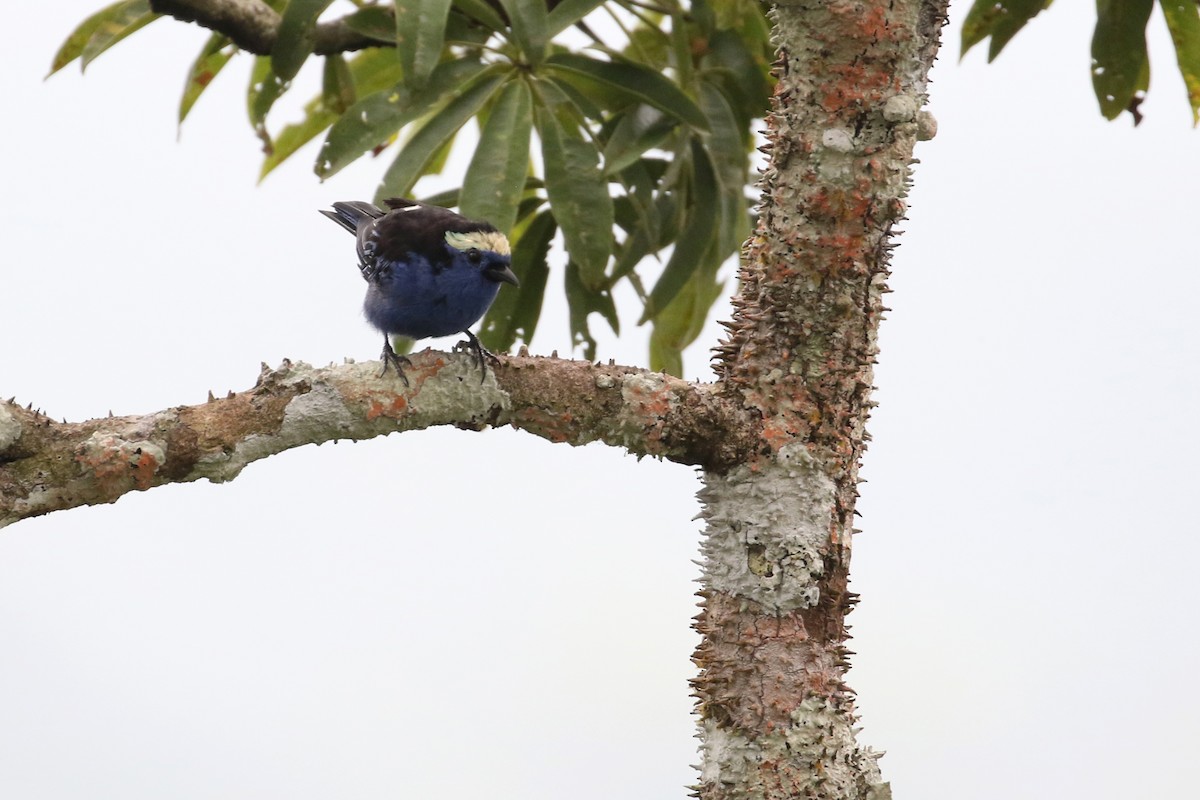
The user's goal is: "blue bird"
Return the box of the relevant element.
[320,198,520,384]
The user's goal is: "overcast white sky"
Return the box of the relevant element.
[2,2,1198,798]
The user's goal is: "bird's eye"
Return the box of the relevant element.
[466,248,482,264]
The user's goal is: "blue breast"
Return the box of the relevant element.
[362,246,505,339]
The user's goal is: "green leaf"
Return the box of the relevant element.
[49,0,128,75]
[452,0,507,31]
[322,54,356,115]
[699,81,751,258]
[640,141,720,324]
[536,104,613,288]
[1160,0,1200,123]
[248,56,289,139]
[566,260,619,361]
[700,28,771,136]
[541,74,608,121]
[374,69,508,201]
[342,5,396,43]
[1092,0,1154,119]
[602,107,676,175]
[960,0,1053,61]
[699,82,744,194]
[261,48,403,180]
[395,0,453,88]
[317,58,485,178]
[479,210,556,351]
[271,0,336,81]
[499,0,549,64]
[78,0,159,72]
[546,0,606,37]
[179,34,235,124]
[545,52,711,132]
[649,268,724,377]
[461,80,534,234]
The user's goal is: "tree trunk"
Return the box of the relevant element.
[694,1,947,797]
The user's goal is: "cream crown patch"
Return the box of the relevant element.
[445,230,511,257]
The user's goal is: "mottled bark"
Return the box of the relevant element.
[694,0,947,797]
[0,353,757,528]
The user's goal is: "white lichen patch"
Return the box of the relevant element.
[699,442,836,611]
[221,363,357,475]
[699,698,888,799]
[699,720,762,786]
[821,127,855,153]
[279,374,357,441]
[0,404,20,452]
[200,358,510,482]
[882,94,918,123]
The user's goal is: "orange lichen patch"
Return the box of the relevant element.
[760,420,796,452]
[77,440,123,473]
[625,380,673,418]
[817,63,899,112]
[807,186,874,229]
[75,436,161,494]
[848,1,897,42]
[365,393,407,421]
[815,237,866,276]
[130,449,159,490]
[410,356,448,390]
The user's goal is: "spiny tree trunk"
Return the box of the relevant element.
[694,1,946,797]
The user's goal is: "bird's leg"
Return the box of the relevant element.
[379,334,412,386]
[454,330,500,383]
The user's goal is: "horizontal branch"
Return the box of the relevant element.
[0,351,757,528]
[149,0,386,55]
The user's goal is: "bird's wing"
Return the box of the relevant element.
[319,201,389,282]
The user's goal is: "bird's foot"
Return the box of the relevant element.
[379,338,413,386]
[454,331,500,384]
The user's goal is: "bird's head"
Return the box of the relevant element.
[444,230,520,287]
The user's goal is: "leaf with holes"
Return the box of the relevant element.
[1092,0,1153,119]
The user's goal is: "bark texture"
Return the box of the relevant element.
[695,0,948,797]
[0,353,757,528]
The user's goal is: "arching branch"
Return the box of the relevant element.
[0,352,758,528]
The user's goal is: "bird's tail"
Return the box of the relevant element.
[319,201,385,234]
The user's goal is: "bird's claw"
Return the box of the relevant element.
[455,331,500,384]
[379,338,412,386]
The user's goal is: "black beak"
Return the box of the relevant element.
[485,263,520,287]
